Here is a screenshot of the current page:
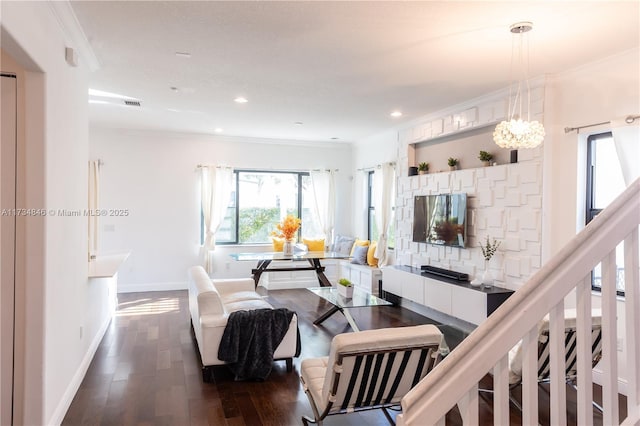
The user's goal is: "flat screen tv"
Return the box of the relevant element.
[412,193,467,248]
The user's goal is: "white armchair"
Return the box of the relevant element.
[299,324,443,425]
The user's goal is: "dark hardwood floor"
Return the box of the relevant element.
[62,288,623,425]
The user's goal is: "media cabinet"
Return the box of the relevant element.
[382,265,513,325]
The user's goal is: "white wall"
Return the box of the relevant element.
[89,128,353,289]
[1,2,112,425]
[545,48,639,256]
[351,129,398,239]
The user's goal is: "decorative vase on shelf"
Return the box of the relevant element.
[482,261,494,288]
[283,239,295,256]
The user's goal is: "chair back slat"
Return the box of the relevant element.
[333,345,439,413]
[537,325,603,382]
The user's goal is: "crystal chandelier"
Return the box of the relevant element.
[493,22,545,149]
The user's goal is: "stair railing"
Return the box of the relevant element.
[398,178,640,425]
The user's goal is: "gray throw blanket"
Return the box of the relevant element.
[218,308,296,380]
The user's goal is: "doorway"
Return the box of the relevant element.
[1,72,17,425]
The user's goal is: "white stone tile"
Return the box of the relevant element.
[507,216,519,232]
[459,169,476,188]
[520,230,540,243]
[485,165,507,181]
[451,177,462,192]
[530,255,541,269]
[526,195,542,209]
[493,183,506,199]
[519,182,541,196]
[436,173,451,191]
[505,257,521,277]
[505,191,521,206]
[487,210,504,228]
[503,237,520,251]
[519,163,539,183]
[519,257,531,277]
[506,171,521,188]
[477,190,494,207]
[520,211,539,230]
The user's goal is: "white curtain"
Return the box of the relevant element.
[310,170,336,246]
[611,116,640,186]
[373,163,395,266]
[88,160,100,258]
[200,166,234,273]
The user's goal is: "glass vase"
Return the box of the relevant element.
[283,239,294,256]
[482,260,494,288]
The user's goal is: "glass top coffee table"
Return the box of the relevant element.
[307,286,392,332]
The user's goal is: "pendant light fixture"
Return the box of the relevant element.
[493,22,545,149]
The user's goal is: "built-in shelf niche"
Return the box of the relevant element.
[408,125,515,174]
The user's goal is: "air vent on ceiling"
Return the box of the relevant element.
[124,100,141,107]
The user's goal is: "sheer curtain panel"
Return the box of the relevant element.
[88,160,100,258]
[200,166,233,273]
[310,170,336,247]
[612,116,640,186]
[373,163,395,266]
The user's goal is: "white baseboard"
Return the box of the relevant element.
[592,367,628,396]
[48,312,112,426]
[117,281,187,293]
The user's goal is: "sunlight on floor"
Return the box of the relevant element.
[116,297,180,316]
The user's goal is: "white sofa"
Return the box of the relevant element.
[188,265,299,381]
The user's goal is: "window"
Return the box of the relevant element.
[212,170,322,245]
[367,171,395,248]
[586,132,626,296]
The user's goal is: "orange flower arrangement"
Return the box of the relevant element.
[272,214,301,241]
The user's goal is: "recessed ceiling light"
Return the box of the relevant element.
[214,128,223,133]
[331,137,339,140]
[390,111,403,118]
[170,86,179,92]
[294,121,303,126]
[234,97,248,104]
[175,51,191,58]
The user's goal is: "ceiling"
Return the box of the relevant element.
[71,1,639,143]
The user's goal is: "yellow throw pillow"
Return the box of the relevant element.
[272,237,284,252]
[350,239,369,256]
[303,238,325,252]
[367,242,379,267]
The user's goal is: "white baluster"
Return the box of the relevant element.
[576,274,594,426]
[522,327,538,424]
[624,229,640,419]
[493,354,510,424]
[602,249,620,425]
[550,301,567,425]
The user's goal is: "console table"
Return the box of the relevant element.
[229,251,351,288]
[382,265,513,325]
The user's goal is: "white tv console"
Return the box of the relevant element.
[382,265,513,325]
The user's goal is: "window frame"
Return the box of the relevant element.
[212,169,309,245]
[585,131,625,297]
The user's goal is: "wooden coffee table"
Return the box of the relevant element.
[307,286,392,332]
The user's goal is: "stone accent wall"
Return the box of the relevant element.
[393,83,545,290]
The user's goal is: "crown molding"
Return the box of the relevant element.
[48,0,100,71]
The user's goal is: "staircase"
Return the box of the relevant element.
[398,178,640,425]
